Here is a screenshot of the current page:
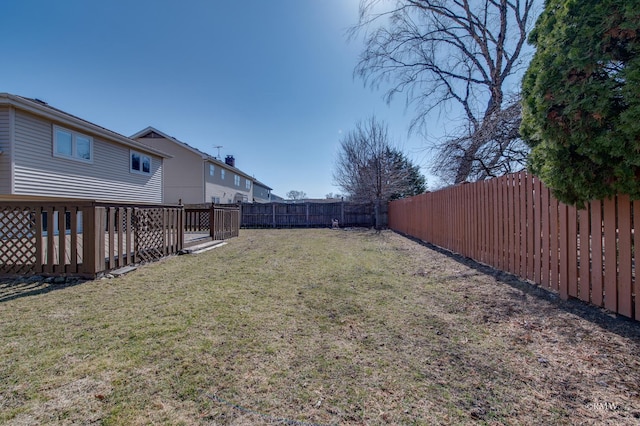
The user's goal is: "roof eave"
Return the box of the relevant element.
[0,93,171,159]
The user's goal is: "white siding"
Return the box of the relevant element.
[13,111,163,203]
[205,180,251,204]
[0,106,11,193]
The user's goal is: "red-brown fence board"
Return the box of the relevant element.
[591,200,604,306]
[568,205,578,298]
[618,195,632,318]
[549,196,559,292]
[519,173,528,278]
[578,208,591,303]
[526,175,535,281]
[534,178,542,284]
[604,198,617,312]
[559,202,569,299]
[541,186,551,288]
[388,171,637,321]
[509,174,517,275]
[491,178,498,269]
[484,181,490,264]
[634,200,640,321]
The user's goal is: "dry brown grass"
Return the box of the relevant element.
[1,228,639,425]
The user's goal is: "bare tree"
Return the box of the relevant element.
[333,116,425,228]
[352,0,536,183]
[286,190,307,200]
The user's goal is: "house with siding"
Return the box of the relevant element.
[132,126,270,205]
[0,93,169,203]
[252,179,272,203]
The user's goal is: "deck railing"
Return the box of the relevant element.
[183,205,240,241]
[0,200,184,278]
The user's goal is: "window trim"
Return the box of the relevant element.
[53,125,93,163]
[221,169,225,180]
[209,164,215,176]
[245,180,251,190]
[234,174,241,186]
[130,150,152,175]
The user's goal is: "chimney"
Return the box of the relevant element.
[225,155,235,167]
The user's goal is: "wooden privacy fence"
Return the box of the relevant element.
[389,171,639,321]
[240,202,378,228]
[184,205,240,241]
[0,200,184,278]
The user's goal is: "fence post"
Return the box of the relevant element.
[81,205,105,276]
[272,203,276,228]
[209,205,215,238]
[177,207,184,251]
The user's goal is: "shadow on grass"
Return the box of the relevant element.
[395,231,640,342]
[0,277,88,304]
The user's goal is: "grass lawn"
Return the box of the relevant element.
[1,229,639,425]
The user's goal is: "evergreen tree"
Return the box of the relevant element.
[387,149,427,200]
[521,0,640,205]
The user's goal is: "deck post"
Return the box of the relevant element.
[81,205,105,276]
[209,205,215,238]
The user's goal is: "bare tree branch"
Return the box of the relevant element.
[353,0,537,183]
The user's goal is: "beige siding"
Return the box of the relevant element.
[205,179,250,203]
[0,106,11,193]
[13,111,163,203]
[204,162,251,203]
[137,136,204,204]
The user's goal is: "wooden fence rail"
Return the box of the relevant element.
[389,171,639,321]
[0,200,184,278]
[240,202,378,228]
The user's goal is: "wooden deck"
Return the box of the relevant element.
[2,202,239,277]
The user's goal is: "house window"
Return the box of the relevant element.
[245,180,251,190]
[209,164,215,176]
[53,126,93,163]
[130,150,151,174]
[234,175,240,186]
[211,196,220,204]
[221,169,225,180]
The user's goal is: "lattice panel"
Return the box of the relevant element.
[134,209,165,263]
[0,207,37,273]
[198,211,210,230]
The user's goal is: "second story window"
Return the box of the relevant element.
[246,180,251,190]
[130,150,151,175]
[53,126,93,163]
[234,175,240,186]
[221,169,225,180]
[209,164,215,176]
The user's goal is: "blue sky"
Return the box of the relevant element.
[1,0,433,198]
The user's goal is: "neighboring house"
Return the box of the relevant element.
[132,126,267,205]
[252,179,272,203]
[0,93,169,203]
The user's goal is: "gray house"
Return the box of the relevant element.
[132,126,269,205]
[252,179,272,203]
[0,93,169,203]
